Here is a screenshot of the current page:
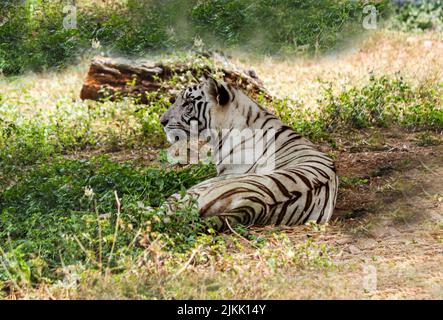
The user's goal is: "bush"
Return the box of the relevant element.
[0,1,90,74]
[0,156,216,281]
[259,75,443,143]
[192,0,391,54]
[0,0,390,75]
[391,0,443,31]
[319,75,443,131]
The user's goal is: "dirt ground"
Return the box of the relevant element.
[266,129,443,299]
[338,132,442,299]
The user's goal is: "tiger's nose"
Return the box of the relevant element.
[160,115,168,127]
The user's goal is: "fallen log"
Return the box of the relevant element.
[80,54,271,104]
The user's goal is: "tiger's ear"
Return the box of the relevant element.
[205,76,231,106]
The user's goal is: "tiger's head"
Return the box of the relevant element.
[160,77,235,144]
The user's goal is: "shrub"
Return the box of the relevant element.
[0,0,390,75]
[259,75,442,143]
[0,156,216,281]
[391,0,443,31]
[319,75,443,131]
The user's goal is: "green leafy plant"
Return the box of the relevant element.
[391,0,443,31]
[0,156,216,280]
[319,75,443,131]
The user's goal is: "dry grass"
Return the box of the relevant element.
[0,63,87,112]
[236,30,443,107]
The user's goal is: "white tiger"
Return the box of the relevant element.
[160,76,338,230]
